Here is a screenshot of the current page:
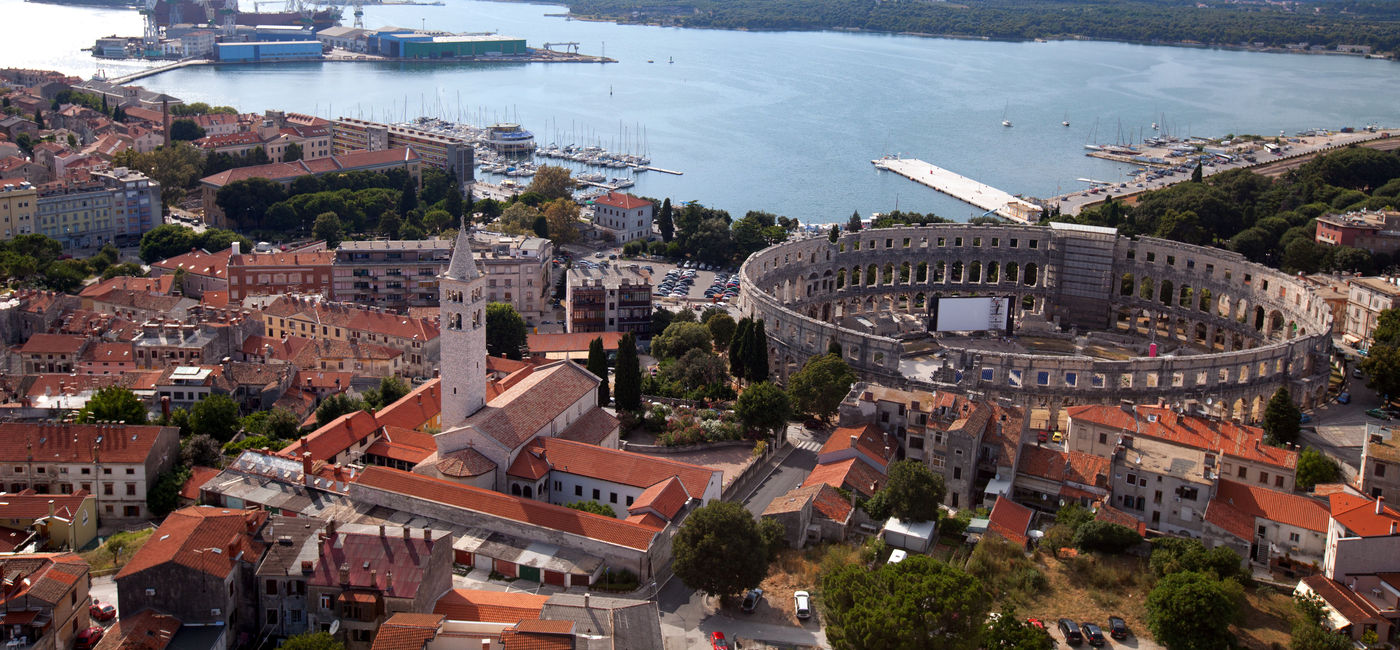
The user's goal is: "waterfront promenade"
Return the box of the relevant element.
[872,157,1041,223]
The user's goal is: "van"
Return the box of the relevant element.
[887,549,907,564]
[254,241,274,253]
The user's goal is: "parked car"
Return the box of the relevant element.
[1081,622,1106,647]
[1057,619,1083,646]
[1107,616,1129,640]
[794,591,811,619]
[89,602,116,622]
[1300,413,1312,424]
[1338,392,1351,404]
[709,631,729,650]
[741,588,763,613]
[75,627,104,650]
[1367,408,1392,420]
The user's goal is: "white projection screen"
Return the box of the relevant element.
[929,296,1013,333]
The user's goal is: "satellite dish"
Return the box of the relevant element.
[1206,397,1214,405]
[328,620,340,635]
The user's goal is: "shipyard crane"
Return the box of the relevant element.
[352,0,363,28]
[541,42,580,54]
[140,0,161,50]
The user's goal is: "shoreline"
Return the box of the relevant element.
[104,49,614,83]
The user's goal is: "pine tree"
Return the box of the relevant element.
[399,176,419,216]
[658,198,674,243]
[32,111,43,130]
[729,317,752,381]
[445,179,464,220]
[828,225,840,243]
[846,210,862,232]
[747,319,769,382]
[613,333,641,411]
[587,337,610,406]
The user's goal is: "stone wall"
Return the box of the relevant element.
[740,224,1333,422]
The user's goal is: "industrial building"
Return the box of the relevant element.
[214,40,323,63]
[368,31,527,58]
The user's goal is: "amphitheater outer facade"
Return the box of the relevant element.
[738,222,1334,424]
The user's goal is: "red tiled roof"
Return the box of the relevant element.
[464,362,600,451]
[1302,574,1381,624]
[624,512,667,530]
[91,609,181,650]
[263,296,439,342]
[375,379,440,431]
[526,331,625,354]
[229,250,335,268]
[180,466,221,500]
[0,490,89,521]
[500,630,573,650]
[434,448,495,478]
[280,410,380,462]
[433,588,548,624]
[987,496,1032,547]
[192,131,261,149]
[810,483,853,523]
[1067,405,1296,469]
[309,530,439,599]
[79,275,174,298]
[628,476,690,520]
[1210,479,1328,534]
[152,248,231,279]
[530,437,715,499]
[117,507,266,581]
[1329,493,1400,537]
[0,422,173,465]
[82,342,134,363]
[200,148,420,187]
[1094,504,1146,536]
[802,457,885,498]
[555,407,619,446]
[818,423,897,470]
[593,192,650,210]
[20,333,86,355]
[371,614,443,650]
[364,427,435,465]
[1017,445,1109,489]
[506,446,552,481]
[355,467,659,551]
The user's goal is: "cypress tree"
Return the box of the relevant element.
[828,225,840,243]
[658,198,674,243]
[613,333,641,411]
[1191,162,1203,183]
[729,317,752,381]
[586,337,610,406]
[747,319,769,382]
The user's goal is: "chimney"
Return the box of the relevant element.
[326,520,337,536]
[378,524,386,537]
[338,564,349,586]
[160,395,171,420]
[370,569,377,587]
[583,593,590,608]
[47,499,54,519]
[422,528,430,541]
[402,526,411,541]
[232,241,240,256]
[1377,496,1385,516]
[302,452,313,476]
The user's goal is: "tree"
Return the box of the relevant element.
[1373,308,1400,346]
[147,467,190,518]
[169,118,204,141]
[846,210,862,232]
[787,353,856,421]
[729,318,752,380]
[281,632,344,650]
[650,321,713,360]
[587,337,611,406]
[672,307,697,323]
[823,555,988,650]
[745,320,769,382]
[865,460,944,522]
[32,111,42,130]
[102,262,145,279]
[672,501,769,599]
[444,181,465,221]
[398,176,419,216]
[542,199,581,245]
[532,215,549,239]
[663,348,728,390]
[758,517,787,561]
[312,212,343,248]
[181,434,223,467]
[1145,571,1240,650]
[1296,447,1342,491]
[76,386,149,424]
[566,500,616,517]
[613,333,642,411]
[378,209,402,238]
[364,376,411,410]
[1149,537,1245,582]
[189,394,240,442]
[1361,344,1400,400]
[1191,162,1204,182]
[1292,592,1352,650]
[705,312,736,347]
[282,142,303,162]
[984,605,1054,650]
[829,224,840,243]
[242,407,301,440]
[735,382,792,436]
[657,198,674,243]
[526,165,574,201]
[654,307,678,335]
[1263,387,1301,445]
[315,393,366,429]
[42,259,90,293]
[1072,520,1143,554]
[486,302,528,360]
[216,178,287,230]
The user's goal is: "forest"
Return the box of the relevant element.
[564,0,1400,53]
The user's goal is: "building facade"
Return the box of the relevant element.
[469,232,553,322]
[227,244,336,301]
[331,118,473,180]
[591,192,653,244]
[0,181,35,240]
[34,168,160,249]
[564,265,651,335]
[1345,276,1400,348]
[0,423,180,522]
[331,239,452,312]
[1315,210,1400,255]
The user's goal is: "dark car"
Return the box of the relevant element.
[1107,616,1129,640]
[1058,619,1083,646]
[89,601,116,622]
[75,626,104,650]
[741,588,763,613]
[1081,622,1106,647]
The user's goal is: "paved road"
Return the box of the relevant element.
[90,574,119,626]
[658,587,828,649]
[741,426,823,517]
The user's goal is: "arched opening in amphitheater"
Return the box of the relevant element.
[738,223,1334,428]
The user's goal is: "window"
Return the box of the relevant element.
[1378,463,1388,478]
[126,484,136,496]
[103,483,113,496]
[266,609,278,624]
[609,492,618,504]
[1289,532,1301,543]
[1238,466,1247,478]
[575,485,583,497]
[125,468,135,475]
[1275,475,1284,488]
[124,506,139,516]
[1099,433,1108,444]
[1126,473,1137,485]
[952,467,961,480]
[1259,471,1268,484]
[266,580,278,595]
[103,468,111,475]
[592,488,600,500]
[319,595,331,610]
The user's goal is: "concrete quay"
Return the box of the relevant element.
[872,157,1041,223]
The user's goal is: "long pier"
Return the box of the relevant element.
[872,157,1041,223]
[107,58,209,84]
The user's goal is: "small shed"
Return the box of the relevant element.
[883,517,936,553]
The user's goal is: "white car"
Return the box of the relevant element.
[794,591,811,619]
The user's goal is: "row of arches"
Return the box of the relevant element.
[1117,273,1306,343]
[827,260,1041,292]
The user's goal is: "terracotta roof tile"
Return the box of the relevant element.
[464,362,599,451]
[1068,405,1296,469]
[152,248,231,279]
[371,614,443,650]
[375,380,440,431]
[116,507,266,581]
[434,588,548,624]
[1329,492,1400,537]
[309,530,441,599]
[593,192,650,210]
[229,251,335,268]
[355,467,659,551]
[1017,445,1109,489]
[811,483,854,523]
[987,496,1032,547]
[506,446,552,481]
[1210,479,1327,533]
[556,407,619,446]
[0,422,174,465]
[82,342,134,363]
[526,331,625,354]
[20,333,87,355]
[627,476,689,520]
[90,609,181,650]
[263,297,439,342]
[180,466,221,500]
[1302,574,1381,624]
[499,630,573,650]
[623,512,666,530]
[530,437,715,499]
[818,423,897,470]
[200,148,420,187]
[802,457,885,498]
[0,490,90,521]
[435,448,496,478]
[280,410,380,462]
[364,427,435,465]
[1094,504,1146,536]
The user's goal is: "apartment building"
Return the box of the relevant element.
[331,239,452,312]
[331,118,473,180]
[469,232,553,321]
[0,422,180,522]
[0,553,90,650]
[0,181,35,239]
[34,167,160,249]
[260,296,440,377]
[564,264,651,335]
[227,243,336,301]
[1315,210,1400,255]
[591,192,653,244]
[1359,425,1400,502]
[1345,276,1400,348]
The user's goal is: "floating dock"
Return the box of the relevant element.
[872,157,1041,223]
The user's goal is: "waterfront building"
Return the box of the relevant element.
[214,41,323,63]
[198,148,421,227]
[591,191,653,244]
[483,123,534,154]
[331,118,472,179]
[367,32,527,58]
[1344,276,1400,348]
[34,167,160,249]
[0,181,36,240]
[468,231,553,321]
[316,26,369,52]
[331,239,452,312]
[564,264,651,335]
[1315,210,1400,255]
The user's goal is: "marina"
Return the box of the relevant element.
[872,157,1042,224]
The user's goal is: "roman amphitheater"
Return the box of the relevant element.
[738,222,1334,427]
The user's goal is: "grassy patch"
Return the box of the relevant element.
[81,528,154,574]
[1236,583,1297,650]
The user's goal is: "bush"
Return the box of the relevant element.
[593,567,639,592]
[1073,520,1143,554]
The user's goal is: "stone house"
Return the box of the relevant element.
[1203,478,1328,567]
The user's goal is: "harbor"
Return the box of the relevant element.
[872,157,1042,224]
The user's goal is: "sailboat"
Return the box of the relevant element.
[1001,102,1013,128]
[1062,111,1070,127]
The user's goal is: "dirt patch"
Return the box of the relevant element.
[82,528,154,574]
[1236,584,1296,650]
[716,545,850,627]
